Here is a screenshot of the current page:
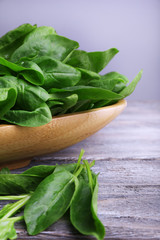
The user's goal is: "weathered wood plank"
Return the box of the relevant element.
[0,101,160,239]
[1,158,159,239]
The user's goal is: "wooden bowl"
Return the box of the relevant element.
[0,99,127,169]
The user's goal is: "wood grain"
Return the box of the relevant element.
[0,101,160,240]
[0,99,126,167]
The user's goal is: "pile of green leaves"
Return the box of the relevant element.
[0,23,142,127]
[0,150,105,240]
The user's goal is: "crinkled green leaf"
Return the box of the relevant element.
[49,93,78,114]
[11,34,79,63]
[0,76,49,111]
[0,57,44,85]
[2,103,52,127]
[34,56,81,89]
[0,23,37,60]
[24,26,56,43]
[66,48,119,73]
[0,87,17,118]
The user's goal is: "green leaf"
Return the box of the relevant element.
[70,173,105,240]
[49,93,78,115]
[0,76,49,111]
[0,219,17,240]
[0,57,44,85]
[0,65,13,76]
[0,203,13,219]
[0,174,44,195]
[0,88,17,118]
[76,68,100,86]
[0,23,37,60]
[34,56,81,89]
[66,48,119,73]
[69,100,93,113]
[52,86,123,101]
[2,103,52,127]
[119,70,143,97]
[24,168,78,235]
[24,26,56,42]
[11,34,79,63]
[89,72,129,93]
[22,165,56,178]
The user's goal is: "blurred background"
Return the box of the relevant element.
[0,0,159,100]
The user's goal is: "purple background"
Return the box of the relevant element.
[0,0,159,100]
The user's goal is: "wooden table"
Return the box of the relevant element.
[1,101,160,239]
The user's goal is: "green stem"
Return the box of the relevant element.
[83,160,93,193]
[74,165,84,178]
[1,194,31,220]
[73,149,85,174]
[8,215,24,223]
[0,194,30,201]
[89,160,95,168]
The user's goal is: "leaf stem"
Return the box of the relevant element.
[1,194,31,220]
[0,194,30,201]
[73,149,85,174]
[74,165,83,178]
[8,215,24,223]
[83,160,93,193]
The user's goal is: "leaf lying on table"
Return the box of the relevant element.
[0,24,142,127]
[0,150,105,240]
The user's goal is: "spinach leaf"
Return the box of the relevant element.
[68,100,92,113]
[0,76,49,111]
[0,203,14,219]
[2,103,52,127]
[24,168,79,235]
[76,68,100,86]
[119,70,143,97]
[101,71,129,84]
[66,48,119,73]
[0,218,17,240]
[0,174,43,195]
[0,88,17,118]
[0,57,44,85]
[70,170,105,240]
[22,165,56,178]
[11,34,79,63]
[0,23,37,60]
[89,71,129,93]
[50,86,123,101]
[89,78,126,93]
[49,93,78,115]
[0,65,13,76]
[24,26,56,42]
[34,56,81,89]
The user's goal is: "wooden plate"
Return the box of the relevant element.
[0,99,127,169]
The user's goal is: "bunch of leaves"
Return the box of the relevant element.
[0,150,105,240]
[0,23,142,127]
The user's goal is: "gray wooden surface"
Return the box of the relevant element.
[1,101,160,240]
